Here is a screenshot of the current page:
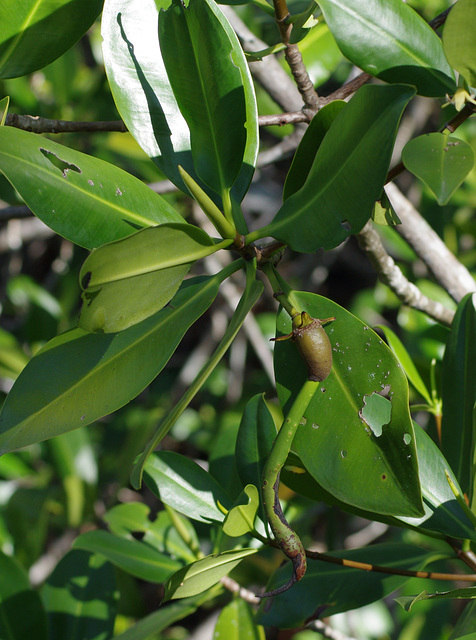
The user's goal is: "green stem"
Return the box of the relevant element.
[259,378,319,597]
[260,262,298,317]
[178,165,236,240]
[130,259,245,489]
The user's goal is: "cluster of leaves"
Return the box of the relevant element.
[0,0,476,638]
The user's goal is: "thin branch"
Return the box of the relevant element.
[5,112,126,134]
[386,183,476,303]
[220,575,260,604]
[258,111,308,127]
[307,620,360,640]
[284,43,320,112]
[305,548,476,583]
[356,219,455,326]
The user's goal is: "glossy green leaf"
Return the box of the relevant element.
[104,503,198,563]
[159,0,247,196]
[144,451,231,523]
[0,551,47,640]
[0,271,227,453]
[41,550,117,640]
[222,484,259,537]
[235,394,276,490]
[213,599,265,640]
[377,325,431,404]
[0,0,102,78]
[283,100,346,201]
[443,0,476,88]
[441,293,476,501]
[0,127,182,250]
[258,84,415,253]
[79,224,230,332]
[402,133,474,205]
[164,548,257,600]
[256,543,444,628]
[73,531,181,582]
[449,601,476,640]
[275,290,423,517]
[317,0,455,97]
[130,265,262,488]
[398,423,476,541]
[101,0,258,202]
[396,587,476,612]
[235,393,276,530]
[282,421,476,543]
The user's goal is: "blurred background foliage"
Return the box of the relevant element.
[0,0,475,637]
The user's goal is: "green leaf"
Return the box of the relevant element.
[0,0,102,78]
[144,451,231,523]
[164,548,257,600]
[222,484,260,537]
[130,264,262,488]
[377,325,432,404]
[0,551,47,640]
[214,599,265,640]
[449,601,476,640]
[283,100,346,201]
[235,394,276,490]
[402,133,474,205]
[441,293,476,501]
[159,0,247,196]
[258,84,415,253]
[443,0,476,88]
[235,393,276,530]
[0,127,182,249]
[283,421,476,543]
[396,587,476,612]
[317,0,455,97]
[41,550,117,640]
[372,190,401,226]
[0,272,226,453]
[73,531,181,582]
[104,503,198,563]
[101,0,258,203]
[256,543,443,628]
[275,290,423,517]
[79,224,230,332]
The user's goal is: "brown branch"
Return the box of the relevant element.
[5,113,127,134]
[284,44,320,112]
[356,220,455,326]
[306,548,476,583]
[258,111,308,126]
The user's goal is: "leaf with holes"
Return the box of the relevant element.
[0,127,182,249]
[275,290,423,517]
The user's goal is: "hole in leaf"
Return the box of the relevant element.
[40,148,81,177]
[359,391,392,437]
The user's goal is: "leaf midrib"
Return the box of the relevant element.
[0,145,168,230]
[326,0,440,70]
[268,94,407,234]
[0,277,220,439]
